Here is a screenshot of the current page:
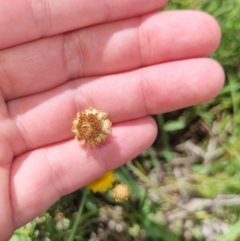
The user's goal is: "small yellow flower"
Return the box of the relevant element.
[86,171,115,193]
[112,184,131,202]
[71,108,112,147]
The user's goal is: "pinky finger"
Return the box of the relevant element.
[10,116,157,228]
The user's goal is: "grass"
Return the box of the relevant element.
[11,0,240,240]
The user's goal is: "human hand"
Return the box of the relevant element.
[0,0,224,239]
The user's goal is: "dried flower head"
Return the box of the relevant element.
[71,108,112,147]
[86,171,116,193]
[112,184,131,202]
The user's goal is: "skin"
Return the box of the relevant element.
[0,0,225,240]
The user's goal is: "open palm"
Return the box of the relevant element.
[0,0,224,239]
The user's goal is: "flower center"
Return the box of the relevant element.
[81,122,92,136]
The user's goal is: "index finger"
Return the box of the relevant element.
[0,0,167,49]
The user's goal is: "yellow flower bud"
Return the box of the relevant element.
[112,184,131,202]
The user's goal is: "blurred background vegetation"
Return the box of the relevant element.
[11,0,240,240]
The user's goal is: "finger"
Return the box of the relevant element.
[10,117,157,228]
[8,58,224,155]
[0,89,15,239]
[0,139,14,240]
[0,11,221,100]
[0,0,167,49]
